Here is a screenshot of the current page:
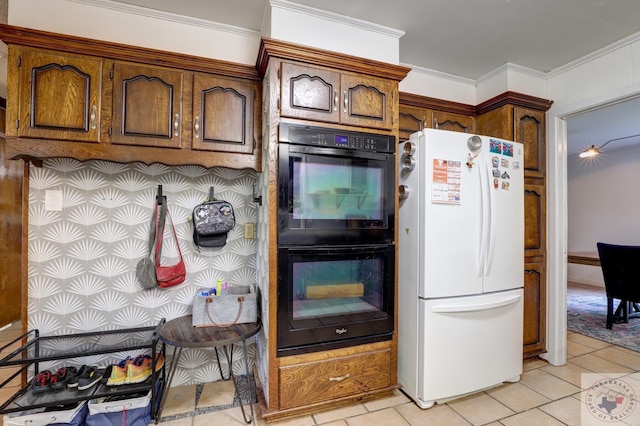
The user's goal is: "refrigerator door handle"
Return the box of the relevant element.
[477,154,489,277]
[430,293,522,313]
[484,158,497,276]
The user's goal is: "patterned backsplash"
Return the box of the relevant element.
[28,158,258,386]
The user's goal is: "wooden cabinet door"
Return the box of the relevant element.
[523,261,546,354]
[280,62,340,124]
[399,105,429,141]
[111,62,184,148]
[17,48,102,142]
[192,74,256,154]
[339,74,394,130]
[279,348,391,410]
[432,111,475,133]
[514,107,545,180]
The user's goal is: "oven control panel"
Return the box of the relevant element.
[279,123,395,153]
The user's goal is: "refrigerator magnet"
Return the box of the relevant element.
[502,181,510,190]
[513,161,520,170]
[466,153,478,169]
[501,158,510,168]
[501,171,510,179]
[492,169,500,178]
[494,178,499,189]
[502,142,514,157]
[489,139,502,154]
[492,156,499,168]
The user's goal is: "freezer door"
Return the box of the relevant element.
[417,289,523,405]
[419,129,484,298]
[481,137,524,293]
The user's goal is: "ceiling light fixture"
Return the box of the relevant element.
[578,133,640,158]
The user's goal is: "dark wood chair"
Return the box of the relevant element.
[597,242,640,329]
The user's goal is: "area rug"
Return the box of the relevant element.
[567,294,640,352]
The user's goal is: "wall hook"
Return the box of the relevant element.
[253,185,263,206]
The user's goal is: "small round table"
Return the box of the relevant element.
[156,315,261,423]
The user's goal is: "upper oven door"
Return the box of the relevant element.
[278,143,395,246]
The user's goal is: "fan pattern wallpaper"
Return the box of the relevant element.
[28,158,258,387]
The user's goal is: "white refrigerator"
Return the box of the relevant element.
[397,128,524,409]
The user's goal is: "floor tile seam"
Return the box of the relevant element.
[519,369,584,395]
[504,406,573,425]
[446,391,515,423]
[588,349,640,371]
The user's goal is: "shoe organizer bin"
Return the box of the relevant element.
[0,320,166,424]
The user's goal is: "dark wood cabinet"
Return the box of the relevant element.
[399,105,428,140]
[110,62,184,149]
[191,74,257,154]
[476,93,552,358]
[281,62,395,130]
[399,93,476,141]
[13,47,102,143]
[257,38,409,422]
[0,25,262,170]
[432,110,475,133]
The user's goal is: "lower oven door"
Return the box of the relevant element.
[277,244,395,355]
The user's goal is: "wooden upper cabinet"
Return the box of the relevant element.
[280,62,394,130]
[14,47,102,142]
[191,74,256,154]
[281,62,340,124]
[110,62,184,149]
[399,105,429,141]
[339,73,394,130]
[432,111,475,133]
[514,107,545,179]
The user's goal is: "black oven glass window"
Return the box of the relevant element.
[292,256,385,321]
[291,157,384,222]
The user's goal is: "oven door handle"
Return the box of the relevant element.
[287,144,389,161]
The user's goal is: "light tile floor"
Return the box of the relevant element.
[3,283,638,425]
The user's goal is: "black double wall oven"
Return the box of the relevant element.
[277,123,396,355]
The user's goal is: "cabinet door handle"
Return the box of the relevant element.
[90,105,97,130]
[329,373,350,382]
[343,91,348,113]
[334,89,338,112]
[194,116,200,139]
[174,114,180,137]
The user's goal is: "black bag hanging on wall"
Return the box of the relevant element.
[192,187,236,249]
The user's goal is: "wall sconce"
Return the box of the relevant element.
[578,134,640,158]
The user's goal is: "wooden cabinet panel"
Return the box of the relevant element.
[339,74,394,130]
[523,262,546,355]
[280,62,340,124]
[111,62,184,148]
[279,348,391,410]
[432,111,475,133]
[399,105,428,141]
[514,107,545,179]
[192,74,256,154]
[280,62,394,130]
[524,184,545,258]
[16,47,102,142]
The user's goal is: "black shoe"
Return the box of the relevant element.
[77,366,104,391]
[67,365,87,388]
[51,366,78,390]
[32,370,52,393]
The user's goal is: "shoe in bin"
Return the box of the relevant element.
[50,366,77,390]
[67,365,87,388]
[32,370,52,393]
[77,366,104,391]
